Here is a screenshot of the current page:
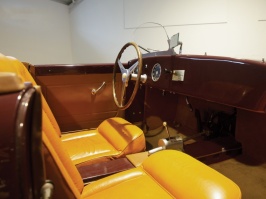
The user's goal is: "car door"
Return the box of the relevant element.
[30,63,123,132]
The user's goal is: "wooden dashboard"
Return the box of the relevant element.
[131,54,266,162]
[141,55,266,113]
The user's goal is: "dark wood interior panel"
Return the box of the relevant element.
[0,91,21,198]
[236,110,266,162]
[125,82,145,123]
[175,96,236,136]
[0,86,44,198]
[43,75,116,114]
[171,55,266,112]
[34,71,122,131]
[32,63,115,76]
[143,87,179,130]
[142,56,173,90]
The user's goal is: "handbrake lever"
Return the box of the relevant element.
[148,146,166,156]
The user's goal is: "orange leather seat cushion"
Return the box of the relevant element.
[81,150,241,199]
[62,117,145,165]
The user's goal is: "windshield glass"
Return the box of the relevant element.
[132,22,170,54]
[119,22,181,63]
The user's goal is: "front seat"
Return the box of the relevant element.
[0,53,145,165]
[44,132,241,198]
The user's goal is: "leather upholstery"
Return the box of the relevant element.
[0,72,25,93]
[82,150,241,199]
[42,122,241,199]
[61,117,145,164]
[0,53,145,165]
[44,128,242,199]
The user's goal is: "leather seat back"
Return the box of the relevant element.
[0,54,62,137]
[42,133,83,198]
[0,54,84,197]
[0,73,45,198]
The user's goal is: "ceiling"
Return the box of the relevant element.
[51,0,73,5]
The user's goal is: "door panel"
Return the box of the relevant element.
[32,64,123,132]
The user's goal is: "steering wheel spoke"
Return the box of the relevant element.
[119,82,127,106]
[128,61,139,74]
[117,59,127,74]
[113,42,143,110]
[118,59,130,83]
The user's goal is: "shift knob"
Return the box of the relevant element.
[163,122,171,140]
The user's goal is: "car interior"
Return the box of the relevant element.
[2,0,266,198]
[0,45,244,198]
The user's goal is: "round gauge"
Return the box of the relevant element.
[151,63,161,82]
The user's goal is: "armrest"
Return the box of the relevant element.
[76,158,134,183]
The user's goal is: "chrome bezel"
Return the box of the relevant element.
[151,63,161,82]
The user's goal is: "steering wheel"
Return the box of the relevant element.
[113,42,143,110]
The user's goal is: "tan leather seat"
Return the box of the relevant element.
[0,53,145,165]
[61,117,145,164]
[43,128,241,198]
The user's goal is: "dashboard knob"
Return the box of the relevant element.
[164,68,172,74]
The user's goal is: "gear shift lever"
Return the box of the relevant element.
[163,121,171,140]
[158,121,184,151]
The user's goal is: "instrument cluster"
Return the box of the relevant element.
[130,56,184,91]
[151,63,162,82]
[141,57,173,90]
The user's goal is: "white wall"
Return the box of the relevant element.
[0,0,73,64]
[69,0,132,64]
[70,0,266,63]
[1,0,265,64]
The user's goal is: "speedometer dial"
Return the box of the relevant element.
[151,63,161,82]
